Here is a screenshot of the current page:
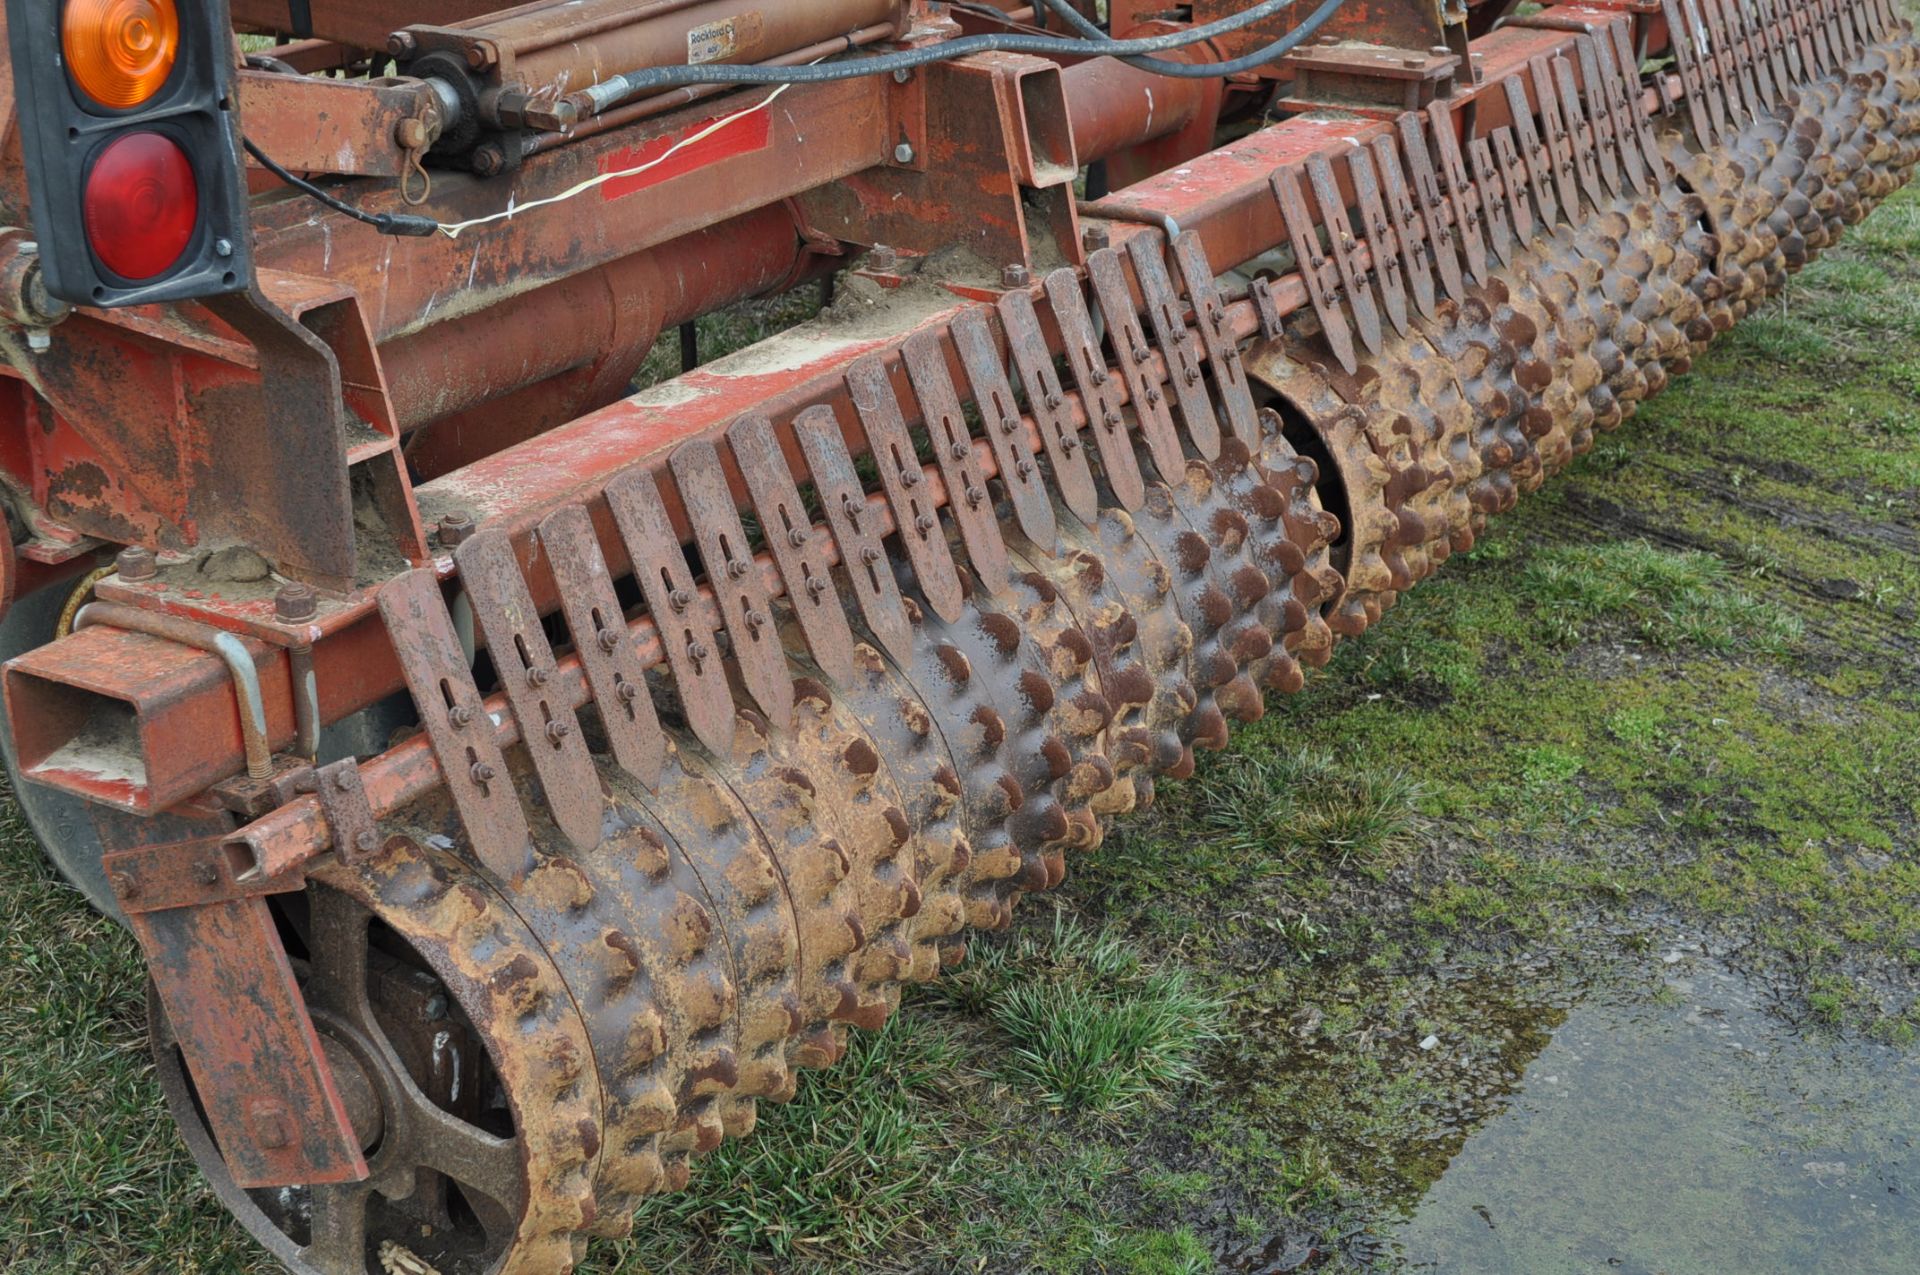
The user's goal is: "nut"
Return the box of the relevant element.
[1002,264,1032,289]
[274,581,318,623]
[115,545,157,581]
[1083,225,1111,252]
[436,512,476,548]
[386,31,418,57]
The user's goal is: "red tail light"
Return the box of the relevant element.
[82,131,198,281]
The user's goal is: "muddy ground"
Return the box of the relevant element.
[2,185,1917,1275]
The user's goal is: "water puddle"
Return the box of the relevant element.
[1387,952,1919,1273]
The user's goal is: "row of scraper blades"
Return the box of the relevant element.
[317,0,1920,1252]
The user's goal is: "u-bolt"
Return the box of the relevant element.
[74,602,275,781]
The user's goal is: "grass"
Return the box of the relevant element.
[4,115,1920,1275]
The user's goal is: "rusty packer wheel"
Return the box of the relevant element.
[150,846,599,1275]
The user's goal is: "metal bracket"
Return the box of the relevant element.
[376,569,531,881]
[1000,287,1103,520]
[1274,162,1358,375]
[1128,234,1224,460]
[902,330,1013,593]
[1087,247,1187,483]
[1046,267,1149,509]
[949,307,1059,549]
[454,530,606,849]
[1308,154,1386,358]
[312,759,382,866]
[538,502,667,786]
[1371,133,1438,319]
[793,404,917,668]
[846,354,967,621]
[1347,144,1410,338]
[669,438,796,731]
[726,415,861,684]
[605,465,739,756]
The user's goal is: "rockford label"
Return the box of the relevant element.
[687,19,736,65]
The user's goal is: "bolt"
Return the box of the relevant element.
[806,576,829,601]
[111,871,138,900]
[1002,264,1032,289]
[892,67,913,84]
[252,1104,290,1150]
[354,829,379,853]
[449,704,474,728]
[395,118,431,150]
[868,244,899,272]
[727,557,749,579]
[598,628,622,653]
[527,666,550,688]
[26,327,50,354]
[214,238,233,258]
[387,30,418,57]
[470,761,496,785]
[966,485,986,508]
[915,513,936,534]
[617,681,641,703]
[470,144,507,178]
[192,861,220,887]
[687,638,710,664]
[274,581,318,623]
[17,241,35,257]
[424,992,449,1020]
[861,546,882,566]
[436,512,475,547]
[1083,225,1111,252]
[335,770,356,793]
[668,587,692,612]
[464,44,492,70]
[546,720,572,744]
[1016,458,1035,478]
[1045,390,1064,410]
[115,545,157,581]
[787,527,809,548]
[950,442,969,460]
[745,608,766,633]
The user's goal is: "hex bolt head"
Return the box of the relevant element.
[527,666,551,688]
[275,581,319,623]
[115,545,157,581]
[354,829,379,853]
[387,30,418,56]
[471,145,507,178]
[436,512,475,548]
[1002,264,1032,289]
[546,720,573,744]
[894,142,916,164]
[469,761,496,785]
[448,704,474,728]
[868,244,899,272]
[598,628,623,653]
[1083,225,1111,252]
[111,871,139,900]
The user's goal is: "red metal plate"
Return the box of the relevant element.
[792,404,916,669]
[1346,144,1410,338]
[538,503,667,787]
[134,892,367,1189]
[1127,234,1224,460]
[1424,101,1490,285]
[1045,267,1148,510]
[1172,231,1260,445]
[669,437,795,731]
[1607,22,1667,184]
[901,329,1013,594]
[376,569,531,880]
[1274,163,1359,375]
[1308,154,1385,357]
[455,530,605,851]
[604,464,738,757]
[1086,247,1187,483]
[947,306,1059,550]
[1468,137,1515,269]
[313,758,382,866]
[1502,74,1560,230]
[1530,55,1585,223]
[1491,128,1535,244]
[845,354,967,622]
[1371,134,1438,319]
[725,414,860,685]
[999,287,1103,521]
[1396,110,1468,302]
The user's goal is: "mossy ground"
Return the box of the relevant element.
[3,188,1918,1275]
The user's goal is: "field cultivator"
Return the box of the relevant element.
[0,0,1914,1269]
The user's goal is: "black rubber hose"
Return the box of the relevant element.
[1032,0,1349,79]
[580,0,1353,113]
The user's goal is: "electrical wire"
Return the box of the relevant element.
[243,138,441,237]
[579,0,1347,113]
[1032,0,1351,79]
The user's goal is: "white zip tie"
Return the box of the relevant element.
[433,81,798,240]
